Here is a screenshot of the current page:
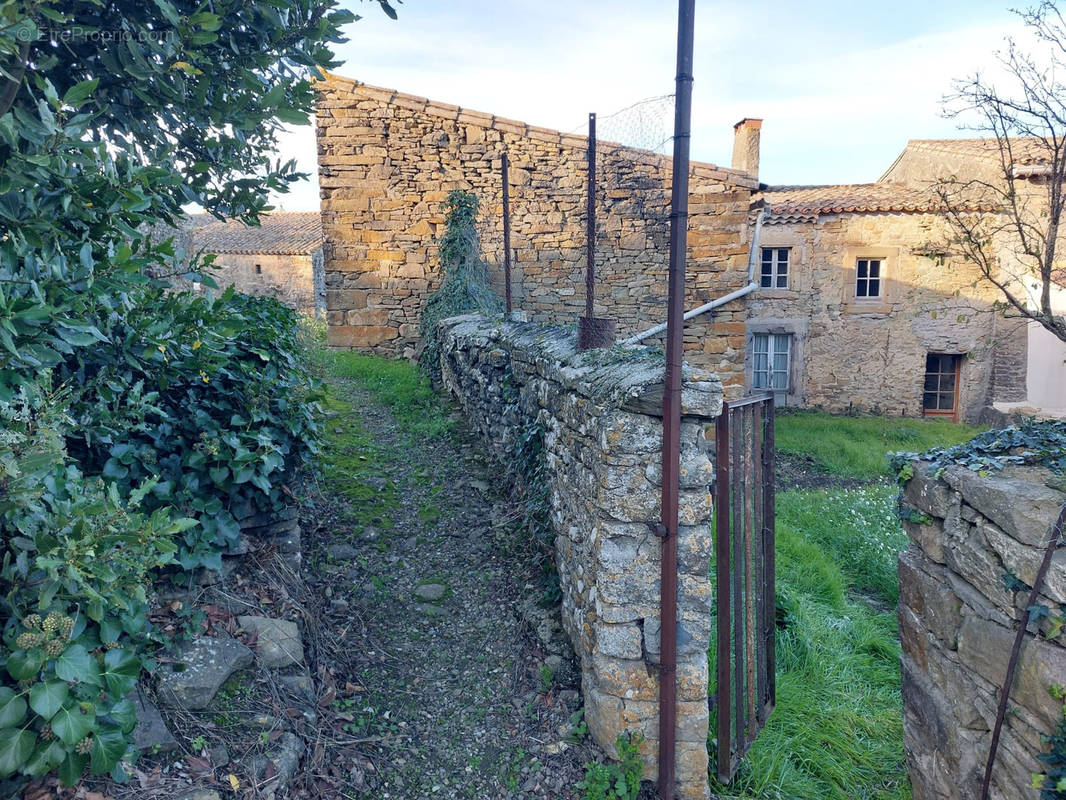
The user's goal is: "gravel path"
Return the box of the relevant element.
[298,379,601,799]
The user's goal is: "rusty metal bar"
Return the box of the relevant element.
[980,501,1066,800]
[501,150,512,314]
[754,402,768,725]
[586,112,596,322]
[715,395,777,782]
[715,410,731,783]
[731,409,743,752]
[744,408,757,738]
[658,1,695,796]
[763,396,776,716]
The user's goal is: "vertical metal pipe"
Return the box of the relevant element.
[586,112,596,321]
[659,1,695,797]
[501,151,513,314]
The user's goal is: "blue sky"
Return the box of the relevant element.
[271,0,1026,211]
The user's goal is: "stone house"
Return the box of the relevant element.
[752,138,1066,423]
[184,212,325,314]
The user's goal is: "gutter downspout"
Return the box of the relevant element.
[658,2,695,797]
[620,207,767,346]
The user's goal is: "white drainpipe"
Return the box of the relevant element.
[620,207,767,346]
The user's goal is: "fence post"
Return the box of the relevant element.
[501,150,512,314]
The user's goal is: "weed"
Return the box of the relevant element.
[330,352,456,442]
[539,663,554,693]
[577,733,644,800]
[566,709,589,743]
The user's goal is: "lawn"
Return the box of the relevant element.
[774,410,984,480]
[708,411,982,799]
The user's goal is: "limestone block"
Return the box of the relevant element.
[956,614,1066,731]
[898,548,962,648]
[156,637,253,710]
[941,465,1066,547]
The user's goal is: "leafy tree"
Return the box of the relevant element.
[0,0,404,395]
[938,0,1066,343]
[0,0,395,785]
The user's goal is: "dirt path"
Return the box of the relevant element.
[297,380,598,800]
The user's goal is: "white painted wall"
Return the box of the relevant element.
[1025,281,1066,412]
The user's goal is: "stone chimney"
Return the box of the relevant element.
[732,118,762,178]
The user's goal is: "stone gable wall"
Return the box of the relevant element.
[315,75,757,395]
[899,462,1066,799]
[438,314,720,800]
[749,213,1009,422]
[203,252,322,314]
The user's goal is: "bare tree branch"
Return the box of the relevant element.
[937,1,1066,343]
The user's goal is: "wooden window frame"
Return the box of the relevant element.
[751,332,792,392]
[922,353,962,423]
[759,247,790,290]
[855,258,883,299]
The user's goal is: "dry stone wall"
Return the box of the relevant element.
[438,314,721,800]
[316,75,757,395]
[899,462,1066,799]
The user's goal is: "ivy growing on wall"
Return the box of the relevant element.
[418,191,503,380]
[890,419,1066,480]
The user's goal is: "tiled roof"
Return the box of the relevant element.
[757,183,941,215]
[905,137,1052,166]
[191,212,323,255]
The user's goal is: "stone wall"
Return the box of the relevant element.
[438,314,720,800]
[315,75,757,395]
[899,462,1066,799]
[749,213,1008,422]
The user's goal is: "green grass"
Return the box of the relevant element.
[775,410,984,480]
[709,510,908,800]
[777,485,906,604]
[319,391,396,535]
[330,351,456,441]
[709,412,982,798]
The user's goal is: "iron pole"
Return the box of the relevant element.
[586,112,596,321]
[659,1,695,797]
[502,150,513,314]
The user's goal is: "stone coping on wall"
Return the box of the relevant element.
[899,461,1066,800]
[317,73,760,190]
[438,314,721,800]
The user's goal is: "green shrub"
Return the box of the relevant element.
[0,386,195,784]
[59,289,322,570]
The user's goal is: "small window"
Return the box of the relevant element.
[760,247,790,289]
[923,353,961,420]
[856,258,882,298]
[255,264,263,274]
[752,333,791,391]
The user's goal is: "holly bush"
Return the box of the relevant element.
[0,0,389,787]
[61,289,322,570]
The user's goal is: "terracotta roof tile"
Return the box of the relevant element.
[757,183,941,215]
[191,212,323,255]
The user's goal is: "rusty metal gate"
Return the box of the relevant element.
[713,393,776,782]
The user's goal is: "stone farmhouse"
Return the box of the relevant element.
[315,74,1065,423]
[754,139,1066,423]
[193,212,325,314]
[163,212,325,314]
